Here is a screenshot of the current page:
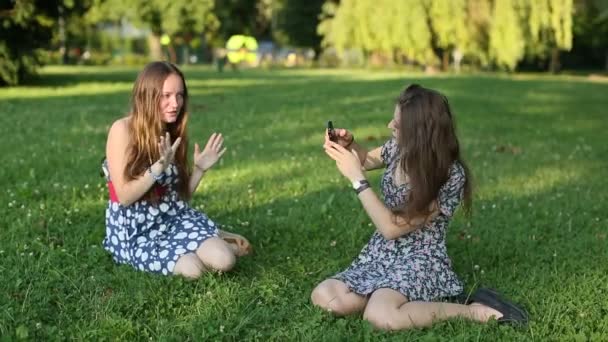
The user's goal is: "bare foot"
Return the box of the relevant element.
[219,230,252,256]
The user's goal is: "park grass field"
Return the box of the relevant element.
[0,65,607,340]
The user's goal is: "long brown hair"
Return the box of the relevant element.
[124,61,191,201]
[395,84,472,218]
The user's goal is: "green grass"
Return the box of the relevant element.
[1,65,607,340]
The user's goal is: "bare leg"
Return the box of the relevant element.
[196,237,237,272]
[311,279,368,316]
[363,288,503,330]
[173,253,207,279]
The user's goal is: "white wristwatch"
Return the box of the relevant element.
[352,179,370,194]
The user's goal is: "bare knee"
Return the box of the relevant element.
[311,281,336,310]
[311,279,362,316]
[173,253,205,279]
[196,237,236,272]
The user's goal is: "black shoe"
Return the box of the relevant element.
[470,287,529,326]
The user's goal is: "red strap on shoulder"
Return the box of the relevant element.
[107,181,166,203]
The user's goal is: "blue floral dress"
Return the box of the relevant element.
[102,160,219,275]
[333,138,465,301]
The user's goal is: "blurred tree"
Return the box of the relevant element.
[317,0,581,72]
[318,0,436,68]
[569,0,608,71]
[595,0,608,70]
[162,0,218,64]
[519,0,573,72]
[0,0,90,85]
[273,0,324,52]
[488,0,524,70]
[87,0,163,60]
[461,0,492,68]
[86,0,217,63]
[430,0,468,71]
[213,0,265,42]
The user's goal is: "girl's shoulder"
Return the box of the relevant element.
[111,116,130,130]
[108,116,131,138]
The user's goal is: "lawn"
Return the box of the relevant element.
[0,65,607,340]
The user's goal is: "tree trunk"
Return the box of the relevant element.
[182,45,190,65]
[58,5,67,64]
[148,34,162,61]
[452,49,463,73]
[549,47,561,74]
[167,45,177,64]
[442,50,449,71]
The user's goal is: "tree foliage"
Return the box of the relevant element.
[318,0,576,71]
[0,0,85,85]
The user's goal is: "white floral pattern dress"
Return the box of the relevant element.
[102,160,219,275]
[332,138,465,301]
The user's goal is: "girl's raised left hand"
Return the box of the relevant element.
[194,133,226,172]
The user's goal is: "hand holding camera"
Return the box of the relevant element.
[326,121,354,148]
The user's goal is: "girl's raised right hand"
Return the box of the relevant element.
[158,132,182,170]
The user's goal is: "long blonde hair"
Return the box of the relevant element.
[125,61,190,201]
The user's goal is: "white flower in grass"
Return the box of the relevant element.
[84,184,89,189]
[474,265,480,271]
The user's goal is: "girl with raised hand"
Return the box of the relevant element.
[312,84,527,330]
[102,61,251,279]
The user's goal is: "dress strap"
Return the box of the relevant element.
[107,181,167,203]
